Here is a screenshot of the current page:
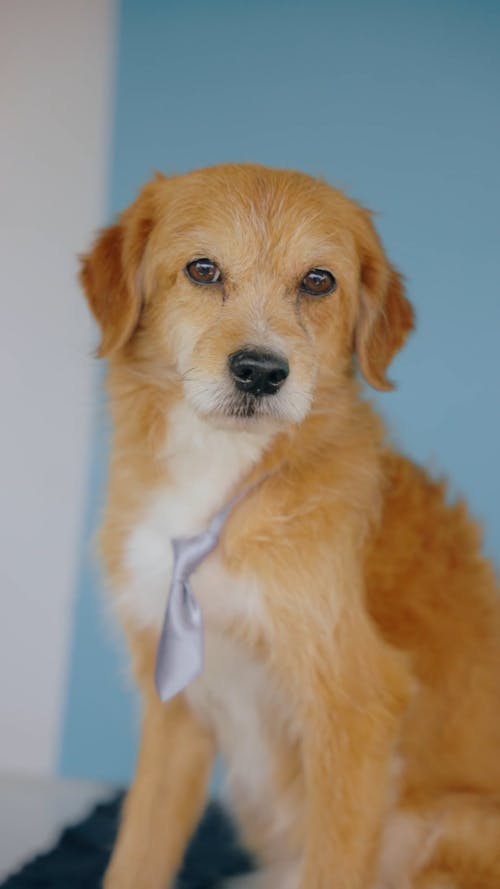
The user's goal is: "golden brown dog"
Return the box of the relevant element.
[80,164,500,889]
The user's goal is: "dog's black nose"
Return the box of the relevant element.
[228,349,289,396]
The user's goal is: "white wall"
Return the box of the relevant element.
[0,0,115,775]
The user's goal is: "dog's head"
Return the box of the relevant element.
[80,164,413,429]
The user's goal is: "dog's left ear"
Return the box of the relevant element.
[354,212,414,391]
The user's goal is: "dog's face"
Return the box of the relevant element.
[81,165,413,429]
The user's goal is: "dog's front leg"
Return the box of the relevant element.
[264,541,409,889]
[103,691,215,889]
[297,618,409,889]
[301,666,406,886]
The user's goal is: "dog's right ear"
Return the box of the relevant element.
[79,185,157,358]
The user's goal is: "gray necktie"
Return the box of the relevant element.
[155,485,257,702]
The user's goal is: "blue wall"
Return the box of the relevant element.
[60,0,500,782]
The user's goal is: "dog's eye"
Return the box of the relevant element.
[185,259,222,285]
[300,268,337,297]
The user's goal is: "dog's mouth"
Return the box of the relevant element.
[188,388,290,430]
[208,391,275,426]
[183,374,313,430]
[225,393,258,419]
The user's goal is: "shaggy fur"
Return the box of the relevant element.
[80,164,500,889]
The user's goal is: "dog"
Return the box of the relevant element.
[80,164,500,889]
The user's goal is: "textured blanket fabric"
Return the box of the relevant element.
[1,795,254,888]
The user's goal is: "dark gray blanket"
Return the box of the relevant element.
[1,795,254,888]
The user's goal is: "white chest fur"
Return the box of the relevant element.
[118,401,271,630]
[186,628,301,848]
[187,631,276,803]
